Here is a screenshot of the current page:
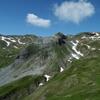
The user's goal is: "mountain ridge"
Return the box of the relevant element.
[0,32,100,100]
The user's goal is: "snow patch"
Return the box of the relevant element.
[1,36,16,47]
[18,39,25,45]
[14,46,18,49]
[96,33,99,36]
[89,32,100,40]
[71,40,83,56]
[7,37,16,42]
[81,32,100,40]
[71,53,80,60]
[81,36,87,39]
[83,44,91,49]
[68,59,72,63]
[91,48,96,50]
[86,45,91,49]
[39,83,44,86]
[60,67,64,72]
[1,36,10,46]
[44,75,51,82]
[68,57,72,62]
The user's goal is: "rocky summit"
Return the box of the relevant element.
[0,32,100,100]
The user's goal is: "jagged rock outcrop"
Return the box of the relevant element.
[55,32,67,45]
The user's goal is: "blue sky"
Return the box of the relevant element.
[0,0,100,36]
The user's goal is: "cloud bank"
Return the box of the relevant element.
[54,0,95,24]
[26,13,51,28]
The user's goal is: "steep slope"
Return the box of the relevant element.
[24,56,100,100]
[0,32,100,100]
[23,32,100,100]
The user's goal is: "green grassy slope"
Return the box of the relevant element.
[23,35,100,100]
[0,75,44,97]
[0,33,100,100]
[24,55,100,100]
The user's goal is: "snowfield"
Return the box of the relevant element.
[70,40,84,60]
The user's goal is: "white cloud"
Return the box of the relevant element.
[26,13,51,28]
[54,0,95,24]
